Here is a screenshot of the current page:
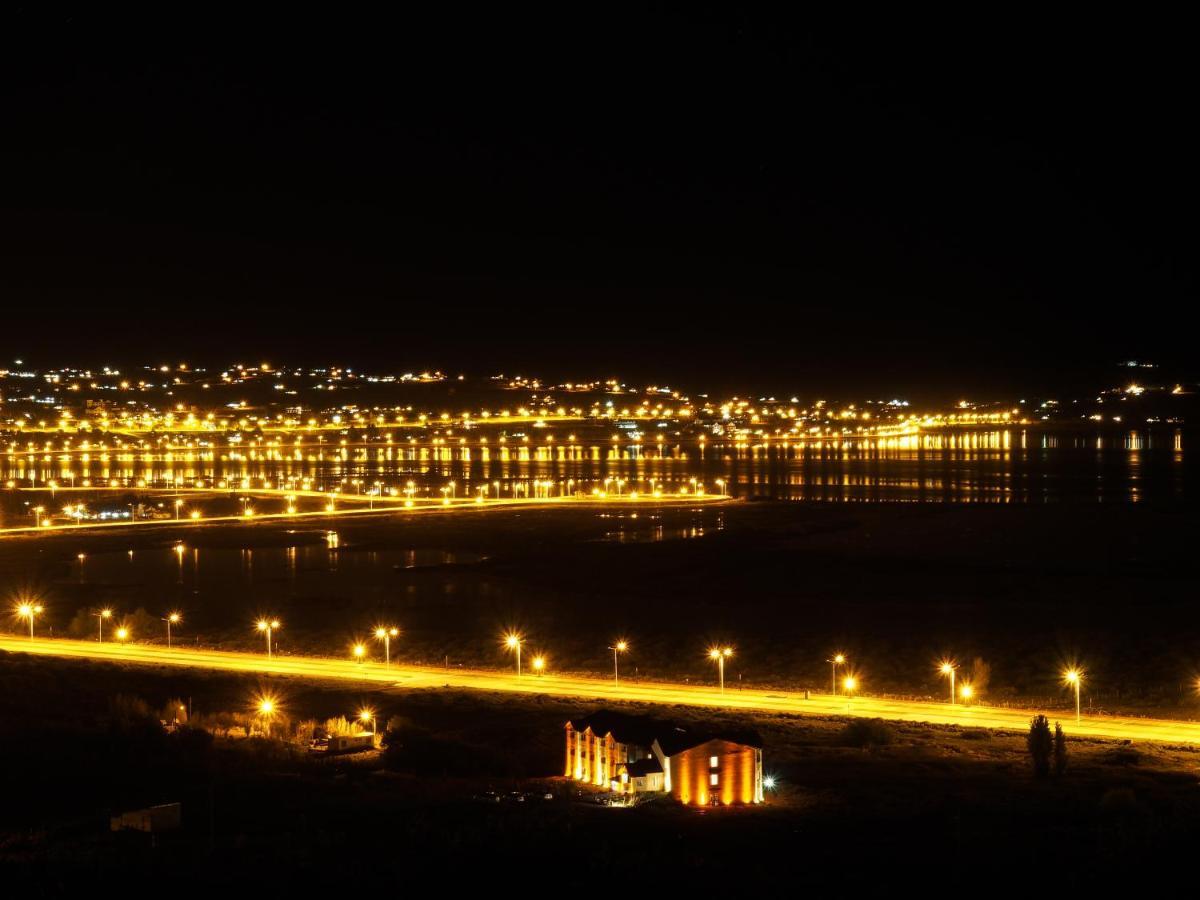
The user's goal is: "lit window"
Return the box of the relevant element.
[709,756,718,768]
[710,773,719,786]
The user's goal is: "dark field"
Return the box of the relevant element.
[3,500,1198,713]
[2,653,1198,890]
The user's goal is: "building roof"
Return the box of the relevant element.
[654,728,763,756]
[623,757,664,777]
[566,710,664,747]
[566,708,763,754]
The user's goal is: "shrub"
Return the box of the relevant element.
[1027,715,1052,777]
[1102,747,1141,767]
[959,727,991,741]
[1053,721,1068,776]
[840,718,894,748]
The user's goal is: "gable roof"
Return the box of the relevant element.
[623,756,664,777]
[566,710,664,747]
[566,708,763,754]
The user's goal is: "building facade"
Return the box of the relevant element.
[564,711,763,805]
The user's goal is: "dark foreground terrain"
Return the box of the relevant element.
[2,653,1198,890]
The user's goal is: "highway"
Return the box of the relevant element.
[0,491,727,537]
[4,635,1199,745]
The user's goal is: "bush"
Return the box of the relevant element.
[1054,721,1068,776]
[1102,747,1141,767]
[1027,715,1052,777]
[959,727,991,741]
[840,718,894,748]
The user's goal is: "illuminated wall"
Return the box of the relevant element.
[567,725,762,804]
[668,739,762,806]
[564,724,626,786]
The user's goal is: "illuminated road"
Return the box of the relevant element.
[3,636,1198,745]
[0,492,728,537]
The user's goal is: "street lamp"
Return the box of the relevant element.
[610,639,628,686]
[532,655,546,675]
[374,626,400,667]
[1064,667,1083,724]
[256,618,281,656]
[352,642,367,663]
[257,696,277,737]
[115,625,130,642]
[164,612,181,648]
[359,708,377,745]
[15,601,43,640]
[504,631,524,677]
[939,660,958,705]
[829,653,846,696]
[709,646,733,692]
[95,608,113,642]
[959,682,974,702]
[843,674,858,711]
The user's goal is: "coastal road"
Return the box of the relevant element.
[4,635,1197,745]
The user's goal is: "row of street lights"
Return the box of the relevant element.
[9,603,1091,722]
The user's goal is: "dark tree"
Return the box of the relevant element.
[1054,721,1068,777]
[1027,715,1052,777]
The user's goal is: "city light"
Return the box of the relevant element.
[938,660,958,705]
[164,612,181,648]
[373,625,400,667]
[358,707,377,743]
[829,653,846,696]
[709,645,733,692]
[256,693,279,737]
[256,618,281,656]
[504,631,524,677]
[1064,667,1083,723]
[842,673,858,710]
[610,639,629,686]
[95,607,113,642]
[15,601,44,639]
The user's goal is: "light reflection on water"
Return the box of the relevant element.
[0,427,1189,506]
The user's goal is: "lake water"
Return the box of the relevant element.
[1,427,1189,510]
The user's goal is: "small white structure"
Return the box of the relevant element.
[110,802,182,833]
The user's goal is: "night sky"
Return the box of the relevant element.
[1,11,1194,399]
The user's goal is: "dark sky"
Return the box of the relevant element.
[1,10,1194,399]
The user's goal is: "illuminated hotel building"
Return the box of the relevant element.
[564,711,763,805]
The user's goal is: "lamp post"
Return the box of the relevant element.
[709,646,733,692]
[504,632,524,677]
[939,660,958,705]
[258,697,275,738]
[829,653,846,695]
[374,626,399,667]
[256,618,280,656]
[1064,668,1083,724]
[843,675,857,712]
[95,608,112,642]
[352,643,367,663]
[532,655,546,676]
[359,708,377,746]
[164,612,181,648]
[610,640,628,687]
[16,601,43,640]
